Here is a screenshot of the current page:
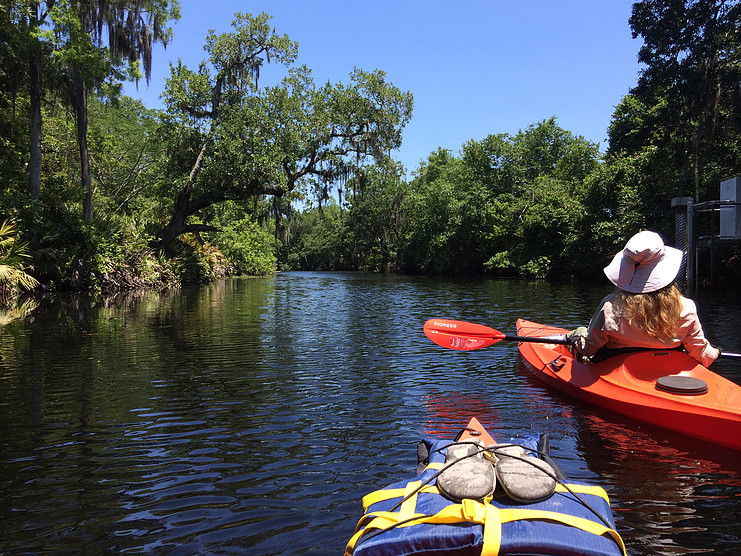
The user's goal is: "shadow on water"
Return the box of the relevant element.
[0,272,740,554]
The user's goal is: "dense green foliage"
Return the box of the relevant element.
[0,219,38,301]
[283,119,605,280]
[1,1,740,296]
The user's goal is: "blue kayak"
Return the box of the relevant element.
[345,417,626,556]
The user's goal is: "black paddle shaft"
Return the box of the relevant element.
[508,334,741,358]
[504,334,571,346]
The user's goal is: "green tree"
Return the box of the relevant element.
[151,12,298,248]
[153,12,413,250]
[345,162,410,272]
[216,218,276,276]
[0,1,51,208]
[86,96,165,219]
[403,119,599,278]
[616,0,741,200]
[404,148,483,273]
[575,156,648,277]
[48,0,179,221]
[26,1,55,204]
[0,1,56,206]
[284,204,351,271]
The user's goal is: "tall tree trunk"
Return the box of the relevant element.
[28,3,43,205]
[73,70,93,221]
[29,51,42,204]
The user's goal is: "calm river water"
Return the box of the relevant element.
[1,272,740,555]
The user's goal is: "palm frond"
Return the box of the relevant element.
[0,220,39,294]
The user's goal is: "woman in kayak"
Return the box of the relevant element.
[568,230,720,366]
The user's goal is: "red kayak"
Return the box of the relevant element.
[517,319,741,451]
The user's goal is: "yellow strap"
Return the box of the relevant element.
[361,488,401,510]
[360,462,443,510]
[467,500,501,556]
[344,513,399,556]
[362,478,608,510]
[346,503,626,556]
[345,501,500,555]
[361,483,440,510]
[500,508,626,555]
[556,483,611,503]
[398,481,421,522]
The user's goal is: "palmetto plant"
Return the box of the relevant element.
[0,220,39,301]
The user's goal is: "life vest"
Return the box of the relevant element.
[345,434,626,556]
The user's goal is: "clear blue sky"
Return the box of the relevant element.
[123,1,642,175]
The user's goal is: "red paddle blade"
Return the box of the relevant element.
[423,319,505,351]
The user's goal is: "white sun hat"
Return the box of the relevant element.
[603,231,684,293]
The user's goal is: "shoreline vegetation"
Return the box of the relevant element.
[2,2,741,312]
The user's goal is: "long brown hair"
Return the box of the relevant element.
[616,283,683,340]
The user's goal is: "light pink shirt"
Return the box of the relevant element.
[574,292,720,367]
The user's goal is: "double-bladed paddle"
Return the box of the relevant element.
[423,319,570,351]
[423,318,741,359]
